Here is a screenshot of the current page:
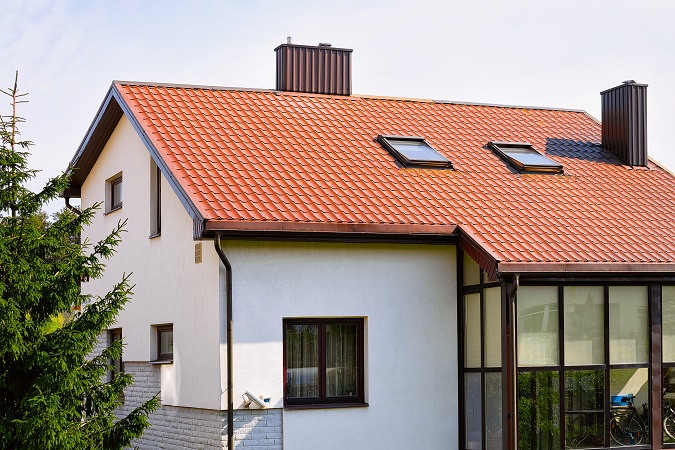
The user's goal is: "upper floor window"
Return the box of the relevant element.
[284,317,365,407]
[157,324,173,362]
[377,135,452,168]
[106,173,123,213]
[488,141,563,174]
[150,162,161,237]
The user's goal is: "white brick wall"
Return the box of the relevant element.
[117,362,282,449]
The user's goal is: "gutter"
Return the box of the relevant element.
[213,233,234,450]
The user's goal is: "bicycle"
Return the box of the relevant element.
[610,394,649,446]
[664,394,675,441]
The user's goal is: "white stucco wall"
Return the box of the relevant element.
[81,115,222,409]
[220,240,458,450]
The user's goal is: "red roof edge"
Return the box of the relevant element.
[458,228,500,281]
[497,261,675,274]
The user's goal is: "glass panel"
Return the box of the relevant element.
[465,372,482,450]
[609,368,649,446]
[609,286,648,364]
[159,329,173,354]
[663,287,675,363]
[517,286,559,366]
[484,287,501,367]
[286,324,319,398]
[564,286,604,366]
[325,323,357,397]
[485,372,502,450]
[564,370,604,448]
[463,252,481,286]
[503,147,561,168]
[112,178,122,206]
[388,139,448,163]
[465,294,481,368]
[518,371,561,450]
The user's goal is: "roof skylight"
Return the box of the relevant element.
[377,135,452,168]
[488,141,563,174]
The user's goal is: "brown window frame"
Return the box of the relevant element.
[108,328,123,381]
[110,176,123,211]
[156,324,173,362]
[283,317,366,408]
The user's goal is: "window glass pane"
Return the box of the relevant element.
[325,323,358,397]
[465,294,481,368]
[463,252,481,286]
[160,329,173,354]
[485,372,502,450]
[663,287,675,363]
[112,178,122,207]
[517,286,559,366]
[286,324,319,398]
[564,370,604,448]
[609,286,648,364]
[609,368,649,446]
[485,287,501,368]
[465,372,482,449]
[387,139,448,163]
[564,286,604,366]
[517,371,560,450]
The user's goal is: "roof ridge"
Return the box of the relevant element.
[113,80,590,113]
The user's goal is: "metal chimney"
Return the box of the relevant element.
[600,80,648,166]
[275,42,352,96]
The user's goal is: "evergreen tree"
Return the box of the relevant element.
[0,73,158,449]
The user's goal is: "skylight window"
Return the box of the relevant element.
[488,142,563,174]
[377,135,452,168]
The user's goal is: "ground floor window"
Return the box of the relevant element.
[283,317,365,407]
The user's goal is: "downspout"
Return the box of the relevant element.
[213,233,234,449]
[64,197,81,215]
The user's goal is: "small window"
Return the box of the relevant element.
[106,174,123,213]
[108,328,123,381]
[488,142,563,174]
[156,324,173,362]
[377,135,452,168]
[284,318,365,407]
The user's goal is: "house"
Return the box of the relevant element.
[64,42,675,450]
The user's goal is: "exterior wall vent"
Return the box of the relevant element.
[600,80,648,166]
[275,42,352,96]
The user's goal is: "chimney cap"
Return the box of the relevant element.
[623,80,637,85]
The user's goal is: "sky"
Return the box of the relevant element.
[2,0,675,212]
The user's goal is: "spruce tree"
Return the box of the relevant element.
[0,73,158,449]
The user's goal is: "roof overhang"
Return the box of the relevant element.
[202,220,458,243]
[497,261,675,276]
[63,82,205,225]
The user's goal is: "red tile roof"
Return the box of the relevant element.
[69,81,675,275]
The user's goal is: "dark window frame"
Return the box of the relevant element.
[156,324,173,362]
[110,175,123,211]
[283,317,365,408]
[108,328,123,381]
[377,134,452,168]
[150,163,161,237]
[488,141,563,174]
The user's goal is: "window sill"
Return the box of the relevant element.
[284,402,368,410]
[104,204,122,215]
[148,359,173,365]
[148,232,161,239]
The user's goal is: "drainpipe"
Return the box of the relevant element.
[64,197,81,215]
[213,233,234,449]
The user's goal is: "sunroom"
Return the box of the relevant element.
[459,249,675,450]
